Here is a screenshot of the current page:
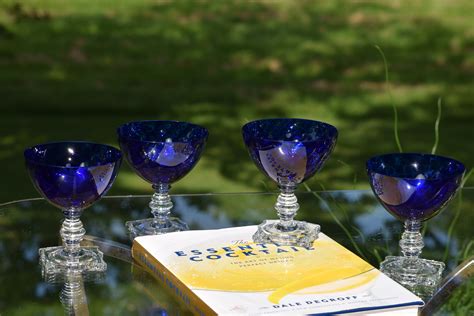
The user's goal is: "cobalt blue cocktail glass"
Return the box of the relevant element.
[24,142,122,274]
[118,120,208,238]
[367,153,465,297]
[242,118,338,247]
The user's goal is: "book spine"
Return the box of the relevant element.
[132,242,217,316]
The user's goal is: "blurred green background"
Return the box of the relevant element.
[0,0,473,202]
[1,2,473,314]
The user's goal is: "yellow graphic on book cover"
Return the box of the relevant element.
[172,238,377,304]
[134,226,423,315]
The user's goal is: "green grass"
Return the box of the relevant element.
[0,0,473,201]
[1,2,473,313]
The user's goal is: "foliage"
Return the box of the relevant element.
[0,0,473,203]
[0,1,473,312]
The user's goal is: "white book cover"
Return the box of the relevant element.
[133,226,423,315]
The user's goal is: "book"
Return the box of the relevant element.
[132,226,423,315]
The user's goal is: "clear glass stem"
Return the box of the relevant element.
[61,208,85,257]
[399,219,424,258]
[150,183,173,229]
[275,185,299,232]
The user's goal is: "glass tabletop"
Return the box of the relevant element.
[0,189,473,315]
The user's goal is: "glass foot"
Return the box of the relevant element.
[42,269,106,284]
[39,246,107,274]
[252,219,320,248]
[126,217,189,239]
[380,255,444,299]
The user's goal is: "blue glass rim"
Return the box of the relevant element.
[24,141,122,169]
[366,152,466,180]
[117,120,209,144]
[242,118,338,143]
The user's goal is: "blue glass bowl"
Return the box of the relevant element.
[242,118,338,247]
[242,118,338,187]
[117,120,208,185]
[367,153,465,221]
[118,120,208,238]
[24,142,122,210]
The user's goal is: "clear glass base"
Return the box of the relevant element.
[39,246,107,275]
[252,219,320,248]
[42,269,106,284]
[126,217,189,239]
[380,255,445,299]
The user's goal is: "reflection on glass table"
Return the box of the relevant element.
[42,270,103,316]
[0,189,473,315]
